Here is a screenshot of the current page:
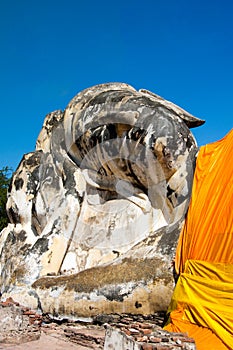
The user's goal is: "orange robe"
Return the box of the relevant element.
[164,129,233,350]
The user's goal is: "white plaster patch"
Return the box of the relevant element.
[61,251,77,273]
[49,286,65,298]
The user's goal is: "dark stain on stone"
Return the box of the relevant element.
[93,314,116,325]
[157,224,181,256]
[46,111,63,128]
[14,178,24,190]
[7,206,20,224]
[20,243,31,254]
[31,202,42,236]
[9,265,27,285]
[100,286,125,302]
[18,230,27,242]
[24,152,42,168]
[85,90,130,108]
[62,160,76,190]
[5,231,16,245]
[135,301,142,308]
[31,224,40,237]
[7,176,13,193]
[31,238,49,255]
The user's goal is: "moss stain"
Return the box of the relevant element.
[32,257,171,293]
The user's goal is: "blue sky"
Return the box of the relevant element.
[1,0,232,171]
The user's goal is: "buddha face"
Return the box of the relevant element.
[64,83,203,243]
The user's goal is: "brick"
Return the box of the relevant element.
[138,322,153,329]
[136,335,148,342]
[23,310,36,316]
[34,314,42,319]
[142,328,153,335]
[122,328,131,336]
[141,344,154,350]
[149,336,162,343]
[5,297,15,304]
[180,337,195,343]
[28,317,35,325]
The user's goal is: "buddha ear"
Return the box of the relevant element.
[139,89,205,128]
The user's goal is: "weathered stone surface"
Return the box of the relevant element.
[0,83,204,317]
[0,298,41,344]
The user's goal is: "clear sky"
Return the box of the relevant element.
[1,0,232,171]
